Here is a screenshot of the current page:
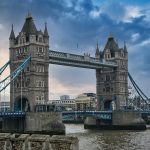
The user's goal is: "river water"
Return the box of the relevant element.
[66,124,150,150]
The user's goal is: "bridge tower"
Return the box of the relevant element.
[96,35,128,110]
[9,13,49,111]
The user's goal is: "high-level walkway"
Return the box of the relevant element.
[49,50,118,69]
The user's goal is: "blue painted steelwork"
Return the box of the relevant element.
[0,60,11,75]
[0,112,25,117]
[0,56,31,92]
[128,72,150,110]
[62,111,112,120]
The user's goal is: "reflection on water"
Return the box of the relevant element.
[66,124,150,150]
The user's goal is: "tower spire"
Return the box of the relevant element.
[109,32,113,39]
[124,41,127,52]
[44,22,49,37]
[26,10,32,19]
[9,24,15,40]
[95,42,100,60]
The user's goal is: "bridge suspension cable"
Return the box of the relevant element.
[0,60,11,75]
[0,56,31,93]
[0,60,11,111]
[128,72,150,110]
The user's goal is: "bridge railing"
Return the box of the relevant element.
[49,50,117,66]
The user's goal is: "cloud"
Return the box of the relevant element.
[131,33,140,42]
[0,0,150,99]
[124,6,143,22]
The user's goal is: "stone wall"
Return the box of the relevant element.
[0,133,79,150]
[25,112,65,135]
[112,110,145,125]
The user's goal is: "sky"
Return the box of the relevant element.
[0,0,150,100]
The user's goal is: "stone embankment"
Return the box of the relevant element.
[0,133,79,150]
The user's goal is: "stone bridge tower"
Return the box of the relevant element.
[96,35,128,110]
[9,13,49,112]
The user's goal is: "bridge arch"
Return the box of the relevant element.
[14,96,30,112]
[104,100,116,111]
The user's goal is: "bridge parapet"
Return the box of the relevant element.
[49,50,117,68]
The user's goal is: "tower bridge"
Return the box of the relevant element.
[0,13,149,131]
[0,14,150,133]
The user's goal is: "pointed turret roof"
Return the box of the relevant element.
[9,24,15,40]
[44,22,49,37]
[104,33,119,52]
[124,41,127,52]
[95,42,100,55]
[21,12,37,35]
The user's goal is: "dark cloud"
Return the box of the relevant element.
[0,0,150,97]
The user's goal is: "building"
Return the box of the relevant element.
[9,13,49,111]
[95,34,128,110]
[50,99,75,111]
[75,93,96,111]
[0,101,10,112]
[60,95,70,100]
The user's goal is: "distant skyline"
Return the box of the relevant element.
[0,0,150,100]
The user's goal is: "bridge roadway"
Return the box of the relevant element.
[62,111,112,121]
[0,110,149,121]
[49,50,118,69]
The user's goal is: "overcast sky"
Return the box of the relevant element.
[0,0,150,100]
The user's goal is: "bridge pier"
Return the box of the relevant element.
[0,112,65,135]
[84,111,146,130]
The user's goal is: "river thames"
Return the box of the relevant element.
[66,124,150,150]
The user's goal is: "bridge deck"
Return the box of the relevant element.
[0,112,25,117]
[49,50,118,69]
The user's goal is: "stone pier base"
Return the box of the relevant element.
[84,111,146,130]
[0,112,65,135]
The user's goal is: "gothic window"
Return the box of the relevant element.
[112,76,115,80]
[17,83,19,88]
[22,38,25,43]
[39,81,42,87]
[39,67,42,72]
[39,37,43,42]
[103,88,105,92]
[22,81,25,87]
[36,81,44,87]
[106,75,110,81]
[26,67,29,72]
[41,94,44,100]
[42,81,44,87]
[36,96,39,101]
[42,66,44,72]
[26,36,29,42]
[16,50,18,56]
[20,39,22,44]
[24,47,28,53]
[106,87,110,92]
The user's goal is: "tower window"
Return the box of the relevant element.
[39,37,43,42]
[36,96,39,101]
[26,67,29,72]
[106,75,110,81]
[106,87,110,92]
